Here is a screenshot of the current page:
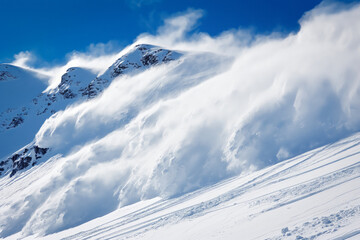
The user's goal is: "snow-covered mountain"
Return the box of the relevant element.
[0,44,183,168]
[1,2,360,239]
[0,64,47,113]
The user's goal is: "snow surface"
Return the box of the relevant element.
[1,2,360,239]
[4,132,360,239]
[0,44,184,160]
[0,64,47,113]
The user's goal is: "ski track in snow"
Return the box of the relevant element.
[10,132,358,240]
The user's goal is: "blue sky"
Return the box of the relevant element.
[0,0,355,66]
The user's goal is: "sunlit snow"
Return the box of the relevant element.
[0,2,360,239]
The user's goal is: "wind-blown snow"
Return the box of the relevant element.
[0,1,360,238]
[3,125,360,239]
[34,133,360,239]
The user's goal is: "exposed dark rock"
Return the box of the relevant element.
[37,108,48,115]
[112,64,128,77]
[0,71,15,81]
[11,154,20,162]
[34,146,49,159]
[48,94,57,102]
[59,88,76,99]
[5,145,49,177]
[141,54,158,66]
[55,70,78,99]
[163,52,175,62]
[0,160,8,166]
[10,170,17,177]
[137,46,148,51]
[8,117,24,128]
[12,156,32,172]
[81,83,98,99]
[128,62,141,68]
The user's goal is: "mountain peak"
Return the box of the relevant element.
[82,44,183,98]
[107,43,183,78]
[134,43,158,49]
[0,44,184,168]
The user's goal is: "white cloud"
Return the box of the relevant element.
[135,9,265,58]
[10,41,125,90]
[11,51,34,68]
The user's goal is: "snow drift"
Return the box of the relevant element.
[1,1,360,238]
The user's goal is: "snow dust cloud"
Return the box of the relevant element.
[1,2,360,237]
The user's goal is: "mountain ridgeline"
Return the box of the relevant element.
[0,44,183,176]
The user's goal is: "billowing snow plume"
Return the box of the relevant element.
[1,2,360,238]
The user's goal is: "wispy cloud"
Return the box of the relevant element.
[11,51,35,68]
[9,41,124,90]
[136,8,256,56]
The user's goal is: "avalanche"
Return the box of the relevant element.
[1,1,360,239]
[22,132,360,239]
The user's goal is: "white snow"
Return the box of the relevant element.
[1,2,360,239]
[5,132,360,240]
[0,64,47,113]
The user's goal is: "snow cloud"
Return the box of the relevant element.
[10,41,124,90]
[136,9,254,55]
[2,2,360,237]
[11,51,35,68]
[41,44,123,90]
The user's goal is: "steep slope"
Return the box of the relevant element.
[5,132,360,239]
[0,44,184,162]
[80,44,183,99]
[0,67,96,160]
[0,48,230,237]
[0,64,47,113]
[1,3,360,239]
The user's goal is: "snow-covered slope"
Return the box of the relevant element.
[22,132,360,240]
[0,67,95,160]
[0,64,47,113]
[1,2,360,239]
[0,44,183,161]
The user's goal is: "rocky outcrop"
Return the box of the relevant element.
[0,71,16,81]
[81,44,182,99]
[0,144,49,177]
[8,116,24,128]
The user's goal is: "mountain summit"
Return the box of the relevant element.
[0,44,183,161]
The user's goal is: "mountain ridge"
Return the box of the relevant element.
[0,44,183,174]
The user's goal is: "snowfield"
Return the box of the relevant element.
[1,1,360,239]
[4,132,360,239]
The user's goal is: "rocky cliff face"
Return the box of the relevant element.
[0,143,48,177]
[81,44,182,99]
